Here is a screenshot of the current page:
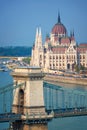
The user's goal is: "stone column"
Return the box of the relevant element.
[23,123,48,130]
[11,67,52,130]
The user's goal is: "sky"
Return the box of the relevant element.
[0,0,87,47]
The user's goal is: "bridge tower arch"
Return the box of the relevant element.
[11,67,53,130]
[18,89,24,114]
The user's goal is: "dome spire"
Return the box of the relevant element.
[70,29,74,37]
[58,12,61,23]
[72,29,74,37]
[70,30,72,37]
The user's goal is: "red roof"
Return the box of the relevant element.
[45,37,50,42]
[70,36,75,41]
[52,47,66,53]
[52,23,67,35]
[79,43,87,47]
[54,36,59,41]
[77,47,87,53]
[61,37,70,44]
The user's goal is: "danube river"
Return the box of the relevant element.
[0,70,87,130]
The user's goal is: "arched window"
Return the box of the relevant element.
[53,56,55,59]
[59,56,61,59]
[50,56,52,59]
[18,89,24,114]
[40,55,42,58]
[83,55,85,59]
[56,56,58,59]
[63,56,65,59]
[56,63,58,66]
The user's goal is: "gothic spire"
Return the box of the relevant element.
[70,29,74,37]
[36,27,39,37]
[39,27,41,36]
[38,27,42,48]
[72,29,74,37]
[70,30,72,37]
[58,12,61,23]
[35,27,42,48]
[35,27,39,47]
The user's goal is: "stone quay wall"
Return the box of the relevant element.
[44,74,87,86]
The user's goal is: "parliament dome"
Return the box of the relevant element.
[52,14,67,35]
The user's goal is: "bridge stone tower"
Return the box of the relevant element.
[11,67,53,130]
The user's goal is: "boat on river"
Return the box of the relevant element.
[0,66,8,72]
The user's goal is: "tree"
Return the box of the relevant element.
[80,64,85,71]
[74,64,80,72]
[22,57,31,64]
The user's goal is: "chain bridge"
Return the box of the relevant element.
[0,67,87,130]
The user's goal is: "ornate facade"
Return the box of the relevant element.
[30,14,87,72]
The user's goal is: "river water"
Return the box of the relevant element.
[0,70,87,130]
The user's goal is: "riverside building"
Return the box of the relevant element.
[30,14,87,72]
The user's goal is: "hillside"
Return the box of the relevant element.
[0,46,32,56]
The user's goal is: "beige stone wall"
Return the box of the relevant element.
[11,67,46,115]
[23,123,48,130]
[44,75,87,86]
[24,79,45,114]
[12,122,48,130]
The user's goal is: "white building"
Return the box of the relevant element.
[30,14,87,72]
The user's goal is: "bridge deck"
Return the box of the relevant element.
[54,110,87,118]
[0,108,87,123]
[0,113,21,123]
[46,107,87,118]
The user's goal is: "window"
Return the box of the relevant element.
[56,56,58,59]
[59,56,61,59]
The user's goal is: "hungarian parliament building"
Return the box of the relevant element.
[30,14,87,72]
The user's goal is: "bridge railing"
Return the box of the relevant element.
[0,82,25,114]
[0,81,87,120]
[0,113,21,122]
[43,81,87,111]
[22,112,53,120]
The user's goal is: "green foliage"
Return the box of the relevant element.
[0,46,32,56]
[80,64,85,70]
[22,57,31,64]
[74,64,80,72]
[74,63,86,72]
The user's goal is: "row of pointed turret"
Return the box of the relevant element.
[35,27,42,48]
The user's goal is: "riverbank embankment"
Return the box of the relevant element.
[44,74,87,86]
